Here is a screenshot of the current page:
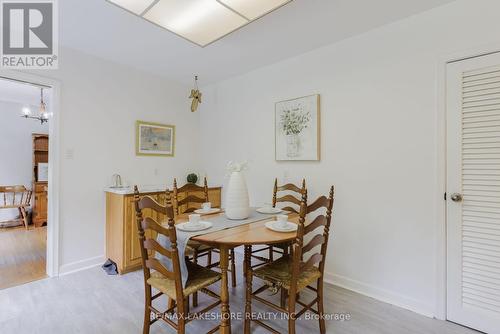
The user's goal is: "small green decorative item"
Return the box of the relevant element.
[186,173,198,184]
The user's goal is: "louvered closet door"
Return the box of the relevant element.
[447,52,500,334]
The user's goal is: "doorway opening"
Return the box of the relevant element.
[0,77,54,289]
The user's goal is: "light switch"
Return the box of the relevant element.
[65,148,74,160]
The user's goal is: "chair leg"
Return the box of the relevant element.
[230,248,236,287]
[184,297,190,315]
[280,288,287,308]
[167,298,175,314]
[317,280,326,334]
[177,307,186,334]
[269,246,274,262]
[19,208,28,230]
[22,208,29,229]
[143,285,152,334]
[207,250,212,266]
[244,246,252,334]
[288,289,296,334]
[193,249,198,307]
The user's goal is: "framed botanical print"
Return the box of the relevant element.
[136,121,175,157]
[275,94,320,161]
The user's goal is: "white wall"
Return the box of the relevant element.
[0,100,48,221]
[199,0,500,317]
[28,47,201,273]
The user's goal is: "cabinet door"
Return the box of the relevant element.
[124,195,155,269]
[33,191,48,225]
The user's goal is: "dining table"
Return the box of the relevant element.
[176,209,299,334]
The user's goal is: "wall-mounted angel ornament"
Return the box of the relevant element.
[189,75,202,112]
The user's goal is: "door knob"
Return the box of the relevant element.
[450,193,463,202]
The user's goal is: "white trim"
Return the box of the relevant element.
[436,43,500,322]
[58,255,106,276]
[324,272,435,318]
[0,70,61,277]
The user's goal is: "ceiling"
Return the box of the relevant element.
[0,78,51,107]
[60,0,456,85]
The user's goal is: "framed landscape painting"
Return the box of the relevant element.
[136,121,175,157]
[275,94,320,161]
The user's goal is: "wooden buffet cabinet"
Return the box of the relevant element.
[32,134,49,227]
[105,186,221,274]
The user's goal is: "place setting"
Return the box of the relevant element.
[176,213,213,232]
[194,201,222,215]
[265,213,298,233]
[256,202,283,214]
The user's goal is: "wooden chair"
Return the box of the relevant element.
[251,179,307,267]
[172,178,237,307]
[134,187,222,334]
[0,185,32,229]
[244,186,334,334]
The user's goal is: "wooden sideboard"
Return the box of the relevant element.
[32,134,49,227]
[105,187,222,274]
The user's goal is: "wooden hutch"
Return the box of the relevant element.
[32,134,48,227]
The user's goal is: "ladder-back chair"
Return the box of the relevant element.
[134,186,221,334]
[172,178,237,306]
[244,186,334,334]
[0,185,32,229]
[251,178,307,267]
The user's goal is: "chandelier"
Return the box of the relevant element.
[21,87,49,124]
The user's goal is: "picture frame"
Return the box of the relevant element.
[275,94,320,161]
[136,121,175,157]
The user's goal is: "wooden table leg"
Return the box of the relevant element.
[219,245,231,334]
[244,245,252,334]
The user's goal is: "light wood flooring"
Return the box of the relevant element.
[0,252,481,334]
[0,226,47,290]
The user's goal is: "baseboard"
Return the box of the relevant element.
[324,272,435,318]
[58,255,105,276]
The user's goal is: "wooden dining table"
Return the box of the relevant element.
[177,211,299,334]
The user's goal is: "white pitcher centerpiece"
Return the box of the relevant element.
[225,161,250,220]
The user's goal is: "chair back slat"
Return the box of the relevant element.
[280,205,299,214]
[177,195,207,206]
[172,177,209,215]
[302,253,323,271]
[307,196,330,214]
[275,194,302,206]
[302,234,326,254]
[277,183,303,193]
[138,196,169,215]
[142,217,172,237]
[304,215,327,234]
[272,178,307,213]
[144,239,173,259]
[145,258,175,280]
[134,185,184,301]
[0,185,31,208]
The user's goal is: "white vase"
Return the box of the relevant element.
[225,171,250,220]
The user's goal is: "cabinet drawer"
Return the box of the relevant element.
[34,183,48,192]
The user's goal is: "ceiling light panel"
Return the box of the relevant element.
[107,0,157,15]
[143,0,248,47]
[217,0,292,20]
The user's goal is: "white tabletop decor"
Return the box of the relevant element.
[225,161,250,220]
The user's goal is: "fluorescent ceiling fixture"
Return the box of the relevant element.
[107,0,157,15]
[107,0,293,47]
[218,0,291,20]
